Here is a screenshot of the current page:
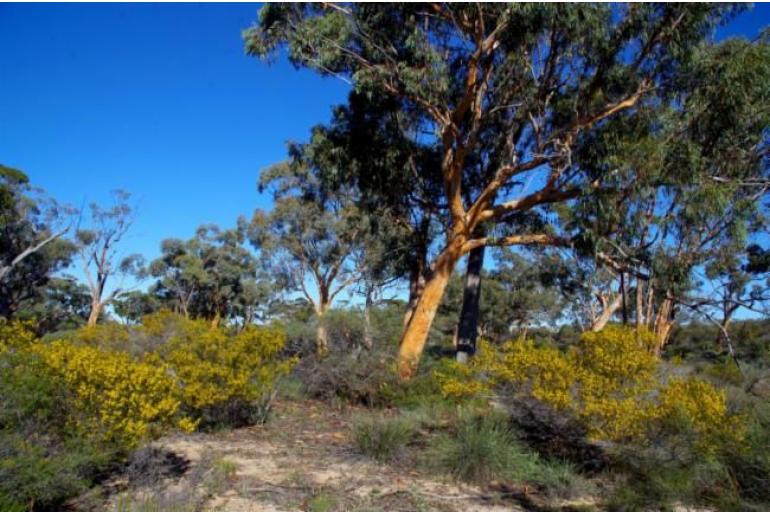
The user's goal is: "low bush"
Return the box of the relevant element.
[0,324,114,510]
[437,326,742,450]
[33,340,187,447]
[296,344,394,407]
[149,318,296,428]
[0,314,295,510]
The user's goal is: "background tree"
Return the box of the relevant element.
[148,223,263,327]
[438,250,563,345]
[250,155,368,354]
[302,91,445,330]
[0,165,75,320]
[567,34,770,353]
[75,190,144,326]
[113,290,161,325]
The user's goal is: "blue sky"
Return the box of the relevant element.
[0,2,349,261]
[1,2,768,269]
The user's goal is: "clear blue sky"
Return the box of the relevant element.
[0,2,349,261]
[1,3,768,266]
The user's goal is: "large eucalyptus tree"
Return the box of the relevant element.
[246,3,764,377]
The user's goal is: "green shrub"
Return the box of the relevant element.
[352,414,417,463]
[0,335,114,510]
[606,399,770,511]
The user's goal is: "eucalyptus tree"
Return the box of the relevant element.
[250,154,369,355]
[148,223,263,327]
[75,191,144,326]
[247,3,745,377]
[112,290,160,325]
[0,165,74,319]
[567,34,770,353]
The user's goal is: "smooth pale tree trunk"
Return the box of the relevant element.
[316,318,329,356]
[636,278,645,331]
[398,240,463,379]
[652,296,676,356]
[87,301,104,327]
[363,286,374,351]
[590,294,623,332]
[315,295,331,356]
[716,309,736,350]
[455,242,486,364]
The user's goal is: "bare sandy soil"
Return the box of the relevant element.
[82,400,595,512]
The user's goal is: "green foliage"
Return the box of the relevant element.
[147,224,269,325]
[0,165,75,321]
[0,324,114,510]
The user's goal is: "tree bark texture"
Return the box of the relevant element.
[455,242,486,363]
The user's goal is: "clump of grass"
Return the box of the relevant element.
[307,492,340,512]
[422,410,591,498]
[352,413,416,463]
[422,411,533,483]
[202,457,237,494]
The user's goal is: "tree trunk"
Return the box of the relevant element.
[652,296,675,356]
[635,278,645,331]
[590,294,623,332]
[315,300,330,356]
[402,257,427,331]
[397,241,462,379]
[316,320,329,356]
[455,242,485,363]
[716,309,735,350]
[363,286,374,350]
[87,301,102,327]
[210,311,222,329]
[620,272,628,325]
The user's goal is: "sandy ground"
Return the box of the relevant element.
[83,400,601,512]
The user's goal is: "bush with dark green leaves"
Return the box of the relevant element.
[0,348,116,510]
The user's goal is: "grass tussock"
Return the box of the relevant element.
[352,413,417,463]
[421,410,591,498]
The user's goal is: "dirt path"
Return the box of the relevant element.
[96,400,526,512]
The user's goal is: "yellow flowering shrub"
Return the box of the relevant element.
[30,340,188,448]
[148,317,297,422]
[657,377,743,454]
[437,326,742,447]
[2,313,295,447]
[0,320,37,353]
